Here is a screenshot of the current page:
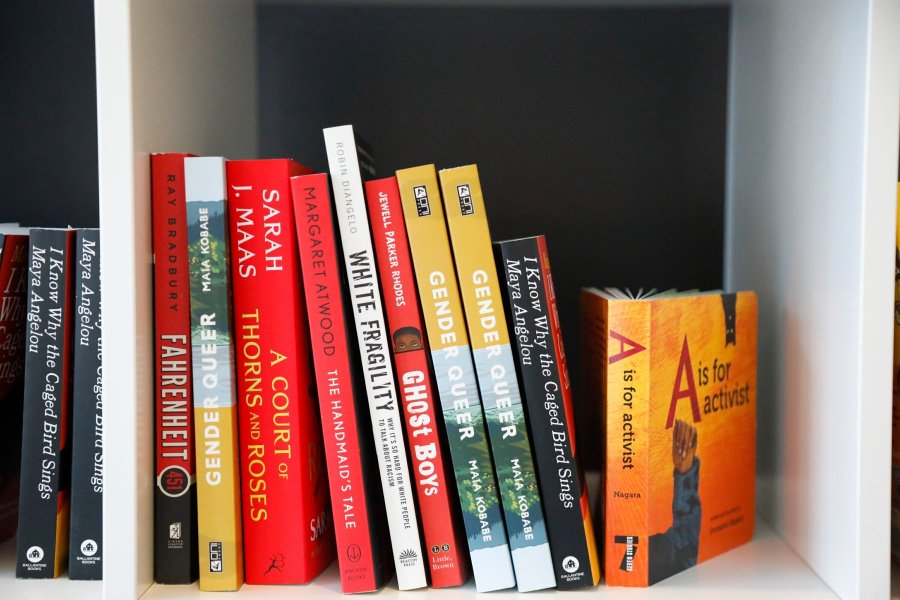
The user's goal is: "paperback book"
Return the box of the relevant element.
[366,175,469,588]
[582,288,757,586]
[185,156,243,591]
[226,158,333,584]
[323,125,427,591]
[495,234,599,588]
[68,228,103,580]
[16,228,75,578]
[151,152,199,584]
[293,172,390,593]
[439,165,555,592]
[396,164,515,593]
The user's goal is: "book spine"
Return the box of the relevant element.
[293,173,386,593]
[150,153,198,584]
[439,165,555,592]
[226,159,333,584]
[0,234,28,543]
[588,293,650,586]
[16,228,75,578]
[365,176,469,588]
[68,229,102,580]
[536,236,600,585]
[396,164,515,593]
[185,156,243,591]
[323,125,427,591]
[495,236,597,588]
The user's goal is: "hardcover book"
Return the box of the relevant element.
[185,156,243,591]
[396,164,515,593]
[68,228,103,580]
[581,288,757,586]
[323,125,427,591]
[0,230,28,543]
[366,176,469,588]
[293,172,389,593]
[439,165,555,592]
[226,158,334,584]
[16,228,75,578]
[495,235,599,588]
[151,152,199,584]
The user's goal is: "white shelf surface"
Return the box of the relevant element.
[140,518,835,599]
[0,538,101,599]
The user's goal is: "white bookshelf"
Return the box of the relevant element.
[93,1,900,600]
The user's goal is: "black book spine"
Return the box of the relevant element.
[495,237,594,589]
[68,229,102,580]
[16,228,75,578]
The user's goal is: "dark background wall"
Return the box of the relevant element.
[0,0,98,228]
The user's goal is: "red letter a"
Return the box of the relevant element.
[666,336,702,428]
[608,330,646,365]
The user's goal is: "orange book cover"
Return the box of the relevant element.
[582,289,757,586]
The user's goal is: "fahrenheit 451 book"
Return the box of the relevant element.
[581,288,757,586]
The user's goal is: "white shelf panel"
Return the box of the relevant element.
[0,539,101,599]
[140,518,835,600]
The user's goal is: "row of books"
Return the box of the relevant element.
[152,126,598,593]
[152,124,759,592]
[0,227,104,580]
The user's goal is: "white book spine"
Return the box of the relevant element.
[323,125,427,591]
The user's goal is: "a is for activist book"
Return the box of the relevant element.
[151,152,199,584]
[495,235,599,589]
[293,173,390,593]
[0,230,28,543]
[16,228,75,578]
[396,164,515,593]
[185,156,243,591]
[439,165,555,593]
[366,176,469,588]
[68,229,103,580]
[581,288,757,586]
[324,125,427,591]
[226,158,334,584]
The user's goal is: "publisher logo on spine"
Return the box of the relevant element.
[562,555,580,574]
[209,541,223,573]
[398,548,419,568]
[169,522,182,540]
[80,539,99,557]
[413,185,430,216]
[26,546,44,563]
[456,184,474,215]
[614,535,639,572]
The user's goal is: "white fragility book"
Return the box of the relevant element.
[323,124,427,591]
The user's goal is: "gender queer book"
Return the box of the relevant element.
[0,230,28,543]
[16,228,75,578]
[439,165,555,592]
[581,288,757,586]
[293,173,390,593]
[323,125,427,591]
[226,158,334,584]
[366,176,469,588]
[68,229,103,580]
[151,152,199,584]
[495,235,599,589]
[185,156,243,591]
[396,164,515,593]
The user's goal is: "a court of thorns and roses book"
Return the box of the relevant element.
[581,288,757,586]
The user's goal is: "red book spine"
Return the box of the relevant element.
[151,153,198,584]
[365,177,469,588]
[226,159,334,584]
[292,173,382,593]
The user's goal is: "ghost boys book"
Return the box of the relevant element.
[581,288,757,586]
[396,164,515,593]
[185,157,243,591]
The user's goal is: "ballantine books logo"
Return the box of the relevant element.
[614,535,639,572]
[456,184,474,215]
[413,186,430,216]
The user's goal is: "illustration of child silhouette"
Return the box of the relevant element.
[649,418,701,584]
